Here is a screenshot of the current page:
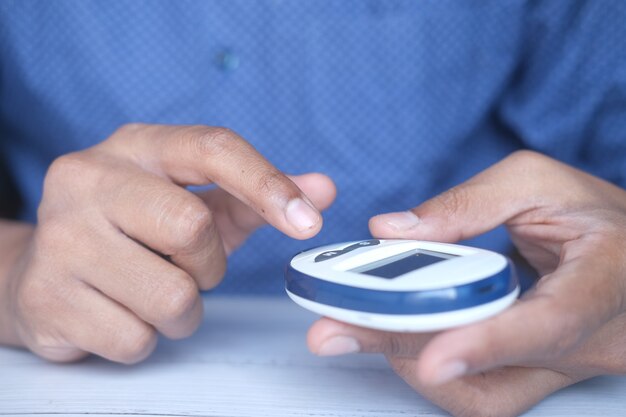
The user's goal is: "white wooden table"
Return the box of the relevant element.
[1,296,625,416]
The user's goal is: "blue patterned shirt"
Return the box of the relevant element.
[1,1,625,293]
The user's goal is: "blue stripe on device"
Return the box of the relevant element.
[285,261,517,315]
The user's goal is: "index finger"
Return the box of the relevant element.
[104,124,323,239]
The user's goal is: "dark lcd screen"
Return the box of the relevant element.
[352,249,455,279]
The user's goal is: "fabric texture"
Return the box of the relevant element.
[1,1,625,294]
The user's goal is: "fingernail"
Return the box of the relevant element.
[317,336,361,356]
[432,360,468,385]
[285,198,320,232]
[382,211,420,231]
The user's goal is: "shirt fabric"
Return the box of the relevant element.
[1,0,625,294]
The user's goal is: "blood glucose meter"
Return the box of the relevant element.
[285,239,519,332]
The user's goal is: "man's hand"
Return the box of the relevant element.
[0,124,336,364]
[307,151,626,417]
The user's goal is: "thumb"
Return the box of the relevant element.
[417,253,622,386]
[198,173,336,254]
[369,151,556,242]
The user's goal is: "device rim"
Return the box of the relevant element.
[285,260,518,315]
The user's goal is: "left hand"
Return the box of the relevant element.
[307,151,626,417]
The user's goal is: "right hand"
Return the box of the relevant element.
[1,124,336,364]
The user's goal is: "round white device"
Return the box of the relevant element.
[285,239,519,332]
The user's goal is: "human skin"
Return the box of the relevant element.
[307,151,626,417]
[0,123,337,364]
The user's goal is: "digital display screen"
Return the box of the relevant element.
[352,249,456,279]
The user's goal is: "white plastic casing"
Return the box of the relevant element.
[285,239,519,332]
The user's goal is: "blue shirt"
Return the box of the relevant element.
[1,1,625,293]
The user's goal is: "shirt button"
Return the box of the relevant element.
[216,49,240,73]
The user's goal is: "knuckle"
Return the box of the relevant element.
[171,201,214,252]
[189,126,239,158]
[112,122,147,138]
[106,123,150,152]
[41,152,106,217]
[206,126,237,141]
[505,149,552,172]
[388,357,416,379]
[151,190,214,253]
[112,324,157,364]
[44,153,89,193]
[255,169,292,196]
[384,335,405,357]
[157,273,199,324]
[46,153,86,180]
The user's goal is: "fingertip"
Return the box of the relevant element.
[368,214,396,238]
[415,329,474,386]
[368,215,387,238]
[314,173,338,208]
[289,172,337,211]
[284,197,323,239]
[369,211,422,239]
[417,318,509,386]
[274,172,337,240]
[306,317,346,353]
[307,319,362,357]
